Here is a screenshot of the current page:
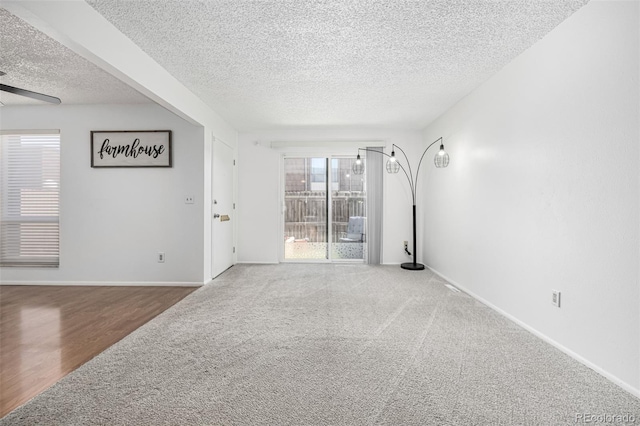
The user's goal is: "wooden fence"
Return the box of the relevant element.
[284,192,366,242]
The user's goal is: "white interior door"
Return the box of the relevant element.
[212,137,234,278]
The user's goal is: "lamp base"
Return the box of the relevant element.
[401,262,425,271]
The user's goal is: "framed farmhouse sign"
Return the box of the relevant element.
[91,130,172,168]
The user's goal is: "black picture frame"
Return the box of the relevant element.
[91,130,172,168]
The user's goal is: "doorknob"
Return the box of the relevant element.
[213,213,220,218]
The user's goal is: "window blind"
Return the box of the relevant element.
[0,131,60,267]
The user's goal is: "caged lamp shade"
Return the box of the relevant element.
[352,154,365,175]
[386,150,400,173]
[434,143,450,168]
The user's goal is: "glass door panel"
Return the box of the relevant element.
[330,158,366,260]
[283,158,328,260]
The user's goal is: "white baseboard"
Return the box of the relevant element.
[235,261,279,264]
[0,281,203,287]
[426,265,640,400]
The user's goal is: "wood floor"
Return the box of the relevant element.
[0,285,197,418]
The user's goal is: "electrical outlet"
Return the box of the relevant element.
[403,241,408,248]
[551,290,561,307]
[158,252,165,263]
[185,196,194,204]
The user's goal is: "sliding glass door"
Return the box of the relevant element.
[283,156,366,262]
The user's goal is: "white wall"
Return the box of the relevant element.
[421,0,639,394]
[1,104,206,285]
[237,128,425,264]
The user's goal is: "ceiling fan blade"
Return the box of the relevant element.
[0,83,61,104]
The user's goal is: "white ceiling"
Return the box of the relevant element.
[2,1,590,130]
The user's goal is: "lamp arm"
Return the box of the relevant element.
[359,147,413,200]
[414,137,443,197]
[391,144,416,203]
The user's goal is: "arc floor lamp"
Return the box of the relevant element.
[352,138,449,270]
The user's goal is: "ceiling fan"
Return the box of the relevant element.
[0,71,61,104]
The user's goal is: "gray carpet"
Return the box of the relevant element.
[2,264,639,425]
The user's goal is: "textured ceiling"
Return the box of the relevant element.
[1,1,590,128]
[86,0,590,130]
[0,8,151,106]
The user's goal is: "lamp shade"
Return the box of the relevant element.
[386,150,400,173]
[434,144,449,168]
[352,154,365,175]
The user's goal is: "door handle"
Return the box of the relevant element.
[213,213,220,218]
